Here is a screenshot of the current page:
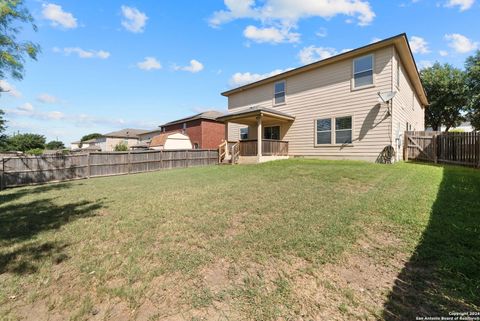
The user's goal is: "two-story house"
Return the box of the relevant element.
[159,111,225,149]
[217,33,428,164]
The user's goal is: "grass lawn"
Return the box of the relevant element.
[0,159,479,320]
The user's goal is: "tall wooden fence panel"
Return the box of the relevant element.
[404,131,480,168]
[0,149,218,189]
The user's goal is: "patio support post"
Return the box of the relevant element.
[257,114,263,161]
[224,122,229,158]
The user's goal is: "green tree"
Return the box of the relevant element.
[114,142,129,151]
[45,140,65,150]
[465,50,480,130]
[0,0,40,81]
[6,133,45,152]
[420,63,468,132]
[79,133,102,147]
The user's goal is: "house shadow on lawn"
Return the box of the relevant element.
[383,164,480,320]
[0,189,103,274]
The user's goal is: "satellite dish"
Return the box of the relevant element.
[377,91,397,104]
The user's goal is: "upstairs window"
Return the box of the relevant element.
[353,55,374,88]
[240,127,249,140]
[274,81,286,105]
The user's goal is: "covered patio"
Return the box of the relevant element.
[217,107,295,164]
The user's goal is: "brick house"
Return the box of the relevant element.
[159,111,225,149]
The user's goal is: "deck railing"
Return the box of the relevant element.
[239,139,289,156]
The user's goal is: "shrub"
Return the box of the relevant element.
[114,142,129,151]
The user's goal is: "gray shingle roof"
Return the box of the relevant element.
[162,110,224,127]
[103,128,148,138]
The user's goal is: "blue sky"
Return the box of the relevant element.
[1,0,479,144]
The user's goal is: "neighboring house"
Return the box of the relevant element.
[96,129,148,151]
[70,139,99,151]
[159,111,225,149]
[149,132,192,150]
[427,122,475,132]
[70,141,81,150]
[218,33,428,163]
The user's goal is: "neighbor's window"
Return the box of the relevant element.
[353,55,374,88]
[335,116,352,144]
[240,127,249,140]
[316,118,332,145]
[274,81,286,105]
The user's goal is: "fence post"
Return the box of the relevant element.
[0,157,5,190]
[87,153,91,178]
[186,150,189,168]
[127,151,131,174]
[477,133,480,168]
[403,132,408,161]
[160,150,163,170]
[433,134,438,164]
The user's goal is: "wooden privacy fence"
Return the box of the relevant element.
[404,131,480,167]
[0,149,219,189]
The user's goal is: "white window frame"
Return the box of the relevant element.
[314,115,355,147]
[239,127,249,140]
[273,80,286,106]
[352,54,375,90]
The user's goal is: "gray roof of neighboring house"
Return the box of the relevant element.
[103,128,148,138]
[83,138,98,143]
[138,128,163,136]
[161,110,224,127]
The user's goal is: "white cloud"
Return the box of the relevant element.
[0,80,22,98]
[229,68,292,87]
[445,33,478,53]
[42,3,78,29]
[18,103,34,112]
[316,27,328,38]
[439,50,449,56]
[137,57,162,71]
[121,6,148,33]
[370,37,383,44]
[58,47,111,59]
[37,93,61,104]
[410,36,430,54]
[444,0,475,11]
[6,103,65,121]
[243,25,300,44]
[174,60,204,73]
[298,46,338,64]
[209,0,375,27]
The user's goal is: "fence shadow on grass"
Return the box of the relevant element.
[0,195,103,275]
[0,182,81,204]
[383,165,480,320]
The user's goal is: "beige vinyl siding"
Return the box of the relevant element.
[392,49,425,154]
[227,47,395,161]
[97,137,140,151]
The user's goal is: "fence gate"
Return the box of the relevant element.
[404,131,480,168]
